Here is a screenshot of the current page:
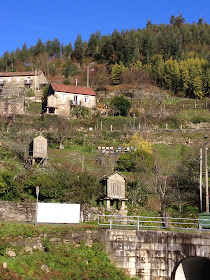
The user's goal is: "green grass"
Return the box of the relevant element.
[152,144,192,172]
[0,242,134,280]
[48,144,99,172]
[26,102,42,114]
[175,108,210,123]
[98,116,138,131]
[0,222,135,280]
[0,222,101,238]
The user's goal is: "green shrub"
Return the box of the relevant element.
[71,106,92,119]
[26,88,35,97]
[42,238,52,252]
[110,96,131,116]
[116,149,154,172]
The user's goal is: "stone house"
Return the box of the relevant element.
[0,71,48,90]
[44,83,96,116]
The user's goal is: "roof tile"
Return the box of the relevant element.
[51,83,96,96]
[0,71,42,77]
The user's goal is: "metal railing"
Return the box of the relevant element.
[98,214,210,232]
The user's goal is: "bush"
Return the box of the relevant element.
[26,88,35,97]
[0,171,18,200]
[110,96,131,116]
[116,149,154,172]
[71,106,92,119]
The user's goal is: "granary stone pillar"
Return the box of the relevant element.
[121,200,126,210]
[106,199,111,209]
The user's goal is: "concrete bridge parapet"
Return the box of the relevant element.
[102,229,210,280]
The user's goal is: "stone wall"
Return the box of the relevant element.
[103,229,210,280]
[0,96,25,115]
[0,201,125,223]
[0,201,36,223]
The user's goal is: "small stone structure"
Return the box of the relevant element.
[29,135,47,165]
[104,172,127,211]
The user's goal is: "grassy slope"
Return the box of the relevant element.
[0,223,134,280]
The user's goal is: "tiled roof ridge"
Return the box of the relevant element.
[51,83,96,96]
[0,71,42,77]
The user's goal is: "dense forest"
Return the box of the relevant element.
[0,14,209,98]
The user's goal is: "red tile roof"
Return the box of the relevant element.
[51,83,96,96]
[0,71,42,77]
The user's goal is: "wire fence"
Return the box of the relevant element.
[98,214,210,232]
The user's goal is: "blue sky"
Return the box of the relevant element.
[1,0,209,56]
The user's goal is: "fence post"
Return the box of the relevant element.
[198,219,202,231]
[110,216,112,229]
[111,125,112,131]
[166,217,169,229]
[137,216,139,230]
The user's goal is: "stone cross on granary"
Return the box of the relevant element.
[104,172,127,211]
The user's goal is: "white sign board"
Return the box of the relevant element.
[37,203,80,224]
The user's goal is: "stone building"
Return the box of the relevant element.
[29,135,47,165]
[104,172,127,211]
[0,71,48,90]
[43,83,96,116]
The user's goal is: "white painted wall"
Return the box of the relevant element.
[37,203,80,224]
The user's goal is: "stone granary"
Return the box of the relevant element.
[104,172,127,211]
[29,135,47,165]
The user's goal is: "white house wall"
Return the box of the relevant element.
[49,91,96,116]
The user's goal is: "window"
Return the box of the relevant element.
[84,96,89,103]
[62,94,66,101]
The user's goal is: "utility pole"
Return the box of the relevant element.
[204,135,209,212]
[200,148,203,213]
[35,69,37,96]
[87,66,89,87]
[87,66,94,87]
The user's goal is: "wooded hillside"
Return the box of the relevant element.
[0,14,209,98]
